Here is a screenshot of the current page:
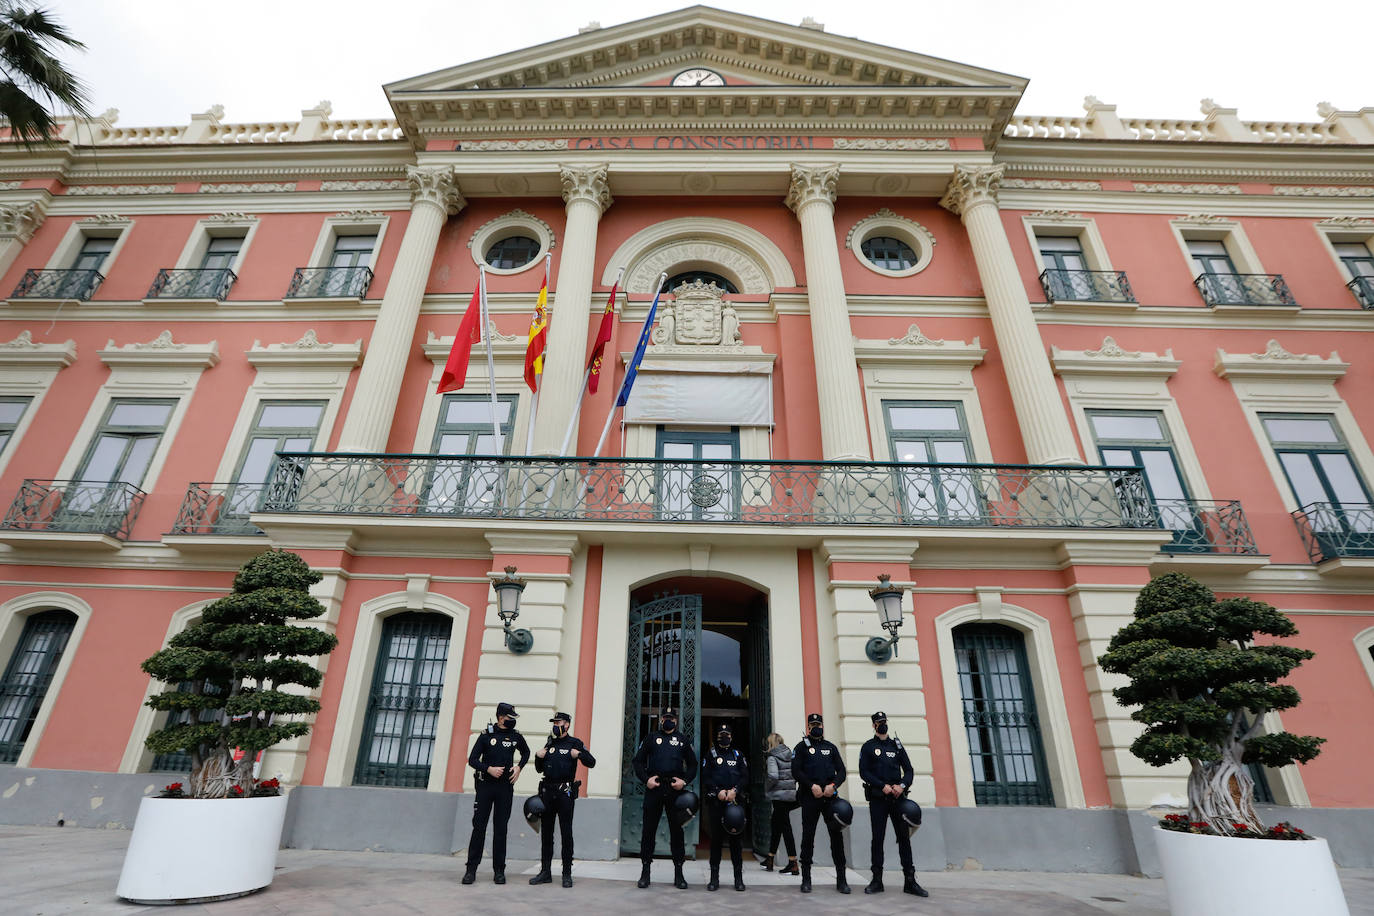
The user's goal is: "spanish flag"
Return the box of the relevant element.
[437,286,483,393]
[523,277,549,392]
[586,278,618,394]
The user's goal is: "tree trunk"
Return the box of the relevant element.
[1188,732,1260,834]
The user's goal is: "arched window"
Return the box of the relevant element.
[484,235,541,270]
[0,610,76,763]
[354,612,453,788]
[149,632,223,774]
[952,623,1053,806]
[860,235,918,271]
[665,271,738,294]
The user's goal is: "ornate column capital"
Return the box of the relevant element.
[0,201,45,243]
[939,164,1004,217]
[785,163,840,213]
[559,164,613,213]
[405,165,465,214]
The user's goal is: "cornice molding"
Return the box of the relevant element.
[422,328,523,362]
[854,323,985,369]
[247,330,363,369]
[784,163,839,212]
[0,330,76,369]
[1051,336,1181,378]
[98,330,220,369]
[1214,339,1348,381]
[939,163,1003,216]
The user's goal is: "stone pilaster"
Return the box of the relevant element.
[0,201,45,280]
[941,165,1081,466]
[336,165,464,452]
[786,164,871,461]
[529,165,612,455]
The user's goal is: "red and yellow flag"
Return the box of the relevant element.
[522,278,548,392]
[586,279,618,393]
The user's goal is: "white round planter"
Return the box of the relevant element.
[117,795,288,904]
[1154,825,1349,916]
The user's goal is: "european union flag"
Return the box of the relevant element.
[615,282,665,408]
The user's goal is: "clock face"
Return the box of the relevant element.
[672,68,725,87]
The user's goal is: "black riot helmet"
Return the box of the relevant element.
[824,796,854,830]
[671,790,700,826]
[895,797,923,833]
[523,794,546,831]
[720,801,747,836]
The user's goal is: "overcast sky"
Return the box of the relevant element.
[52,0,1371,129]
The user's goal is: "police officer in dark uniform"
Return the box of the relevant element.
[631,705,698,890]
[530,711,596,888]
[791,712,850,894]
[701,722,748,892]
[858,710,928,897]
[462,701,530,886]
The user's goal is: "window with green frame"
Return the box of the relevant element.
[354,612,452,788]
[882,400,981,522]
[425,394,517,512]
[655,426,740,521]
[0,397,32,457]
[1086,410,1202,551]
[0,610,76,763]
[223,401,326,522]
[65,399,175,520]
[1261,414,1374,554]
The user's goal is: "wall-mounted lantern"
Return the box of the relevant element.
[866,573,905,664]
[493,566,533,655]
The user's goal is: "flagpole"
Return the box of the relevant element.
[562,266,623,457]
[523,253,552,454]
[479,266,500,446]
[593,271,664,459]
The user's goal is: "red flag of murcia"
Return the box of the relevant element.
[586,279,618,393]
[437,287,482,393]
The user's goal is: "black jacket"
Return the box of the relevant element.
[858,735,914,798]
[534,733,596,784]
[702,745,749,797]
[791,736,846,792]
[468,724,530,777]
[632,728,698,784]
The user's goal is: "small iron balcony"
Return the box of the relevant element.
[147,267,237,300]
[1291,501,1374,562]
[1039,268,1136,304]
[1194,272,1296,307]
[1348,275,1374,309]
[10,268,104,301]
[285,266,373,299]
[256,452,1163,531]
[0,479,145,540]
[169,482,267,536]
[1153,499,1258,555]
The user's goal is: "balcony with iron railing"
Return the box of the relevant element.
[1154,499,1258,555]
[1348,276,1374,309]
[1291,502,1374,563]
[285,266,373,300]
[10,268,105,301]
[169,482,267,536]
[1039,269,1136,305]
[0,479,145,541]
[147,267,238,301]
[1193,273,1296,308]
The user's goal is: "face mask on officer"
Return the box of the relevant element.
[662,716,677,732]
[876,721,889,736]
[809,725,823,739]
[552,722,568,737]
[716,731,732,749]
[499,716,515,730]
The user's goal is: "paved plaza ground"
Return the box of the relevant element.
[3,825,1370,914]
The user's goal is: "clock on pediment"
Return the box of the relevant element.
[671,67,725,87]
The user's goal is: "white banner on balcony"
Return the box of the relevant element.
[623,369,772,427]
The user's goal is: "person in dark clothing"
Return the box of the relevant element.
[791,712,850,895]
[858,710,928,897]
[761,731,799,875]
[462,701,530,886]
[530,711,596,888]
[631,705,698,890]
[702,722,749,892]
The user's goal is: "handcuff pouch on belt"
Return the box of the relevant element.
[539,778,581,798]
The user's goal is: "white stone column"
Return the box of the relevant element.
[337,165,464,452]
[0,201,44,280]
[940,165,1081,466]
[786,165,871,461]
[530,165,612,455]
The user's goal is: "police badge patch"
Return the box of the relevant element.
[656,737,663,745]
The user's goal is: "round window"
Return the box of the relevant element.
[860,236,918,271]
[484,235,541,270]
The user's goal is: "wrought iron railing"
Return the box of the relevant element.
[1153,499,1258,555]
[0,479,145,539]
[1194,272,1296,307]
[10,268,104,300]
[1291,501,1374,562]
[169,482,267,535]
[1039,268,1136,304]
[147,267,237,300]
[285,266,373,299]
[1348,275,1374,309]
[257,452,1161,530]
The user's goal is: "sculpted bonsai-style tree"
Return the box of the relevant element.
[1099,572,1325,835]
[141,549,338,798]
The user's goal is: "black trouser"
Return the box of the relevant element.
[868,794,914,873]
[769,799,798,858]
[539,788,576,873]
[639,785,686,865]
[705,798,742,874]
[798,793,845,870]
[465,778,514,870]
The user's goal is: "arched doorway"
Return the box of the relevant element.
[619,576,771,857]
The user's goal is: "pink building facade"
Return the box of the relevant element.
[1,8,1372,872]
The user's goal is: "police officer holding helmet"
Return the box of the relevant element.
[529,711,596,888]
[859,710,929,897]
[631,705,698,890]
[790,712,851,894]
[701,722,749,892]
[462,702,530,886]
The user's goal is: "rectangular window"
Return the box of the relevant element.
[70,236,116,273]
[329,235,376,269]
[1037,235,1088,272]
[223,400,326,522]
[1334,242,1374,279]
[425,394,516,512]
[64,398,175,522]
[1262,413,1374,553]
[655,426,740,521]
[0,610,76,763]
[0,397,32,457]
[198,236,243,272]
[1087,410,1201,551]
[883,400,981,522]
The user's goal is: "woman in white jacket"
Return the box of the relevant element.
[761,732,799,874]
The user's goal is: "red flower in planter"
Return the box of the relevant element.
[229,785,244,796]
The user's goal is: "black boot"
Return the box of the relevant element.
[903,870,929,897]
[529,867,552,885]
[673,862,689,890]
[800,864,812,893]
[637,862,651,888]
[836,868,851,894]
[864,870,884,894]
[733,861,746,891]
[707,865,720,892]
[779,858,799,876]
[493,868,505,885]
[562,871,574,889]
[461,866,476,885]
[759,853,774,871]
